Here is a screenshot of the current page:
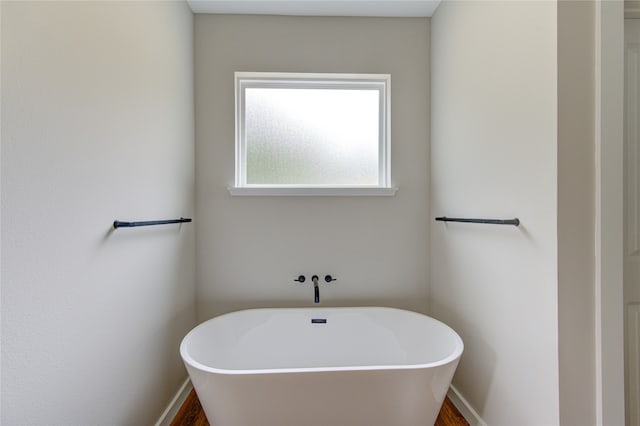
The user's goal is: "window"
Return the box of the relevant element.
[230,72,396,196]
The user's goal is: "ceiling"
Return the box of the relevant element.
[186,0,442,17]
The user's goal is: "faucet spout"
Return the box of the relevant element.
[312,275,319,303]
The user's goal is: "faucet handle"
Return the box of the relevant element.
[294,275,306,283]
[324,275,337,283]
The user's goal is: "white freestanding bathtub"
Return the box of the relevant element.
[180,307,463,426]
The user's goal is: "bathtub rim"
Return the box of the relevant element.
[180,306,464,376]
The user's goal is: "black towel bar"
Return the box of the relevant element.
[435,216,520,226]
[113,218,192,229]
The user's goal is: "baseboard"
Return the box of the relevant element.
[447,385,487,426]
[155,377,192,426]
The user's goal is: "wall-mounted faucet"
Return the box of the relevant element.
[294,274,336,304]
[311,275,320,303]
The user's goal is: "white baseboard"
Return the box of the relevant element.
[447,385,487,426]
[155,377,192,426]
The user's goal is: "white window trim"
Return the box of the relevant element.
[228,186,398,196]
[230,72,396,196]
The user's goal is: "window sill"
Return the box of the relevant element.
[228,187,398,197]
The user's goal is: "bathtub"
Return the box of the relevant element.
[180,307,463,426]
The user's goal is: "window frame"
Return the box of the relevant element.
[230,72,396,196]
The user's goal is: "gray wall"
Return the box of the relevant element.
[430,1,560,424]
[557,1,596,424]
[1,2,195,424]
[431,1,599,425]
[194,15,430,320]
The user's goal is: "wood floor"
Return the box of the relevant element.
[171,389,469,426]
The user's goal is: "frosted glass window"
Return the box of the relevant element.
[245,88,379,185]
[234,73,391,191]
